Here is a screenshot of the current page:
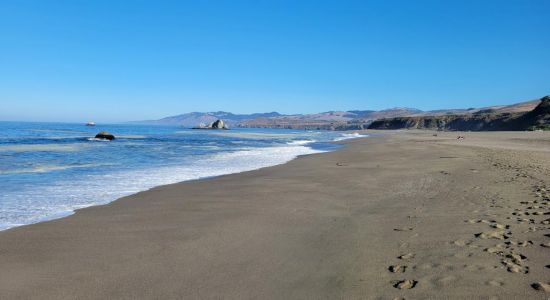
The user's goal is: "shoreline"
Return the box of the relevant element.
[0,133,363,232]
[1,130,549,299]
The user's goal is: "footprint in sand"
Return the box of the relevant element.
[518,241,534,247]
[504,240,533,247]
[487,280,504,287]
[505,253,527,265]
[531,282,550,292]
[515,218,533,224]
[525,226,541,232]
[415,262,440,270]
[464,264,485,272]
[485,247,505,256]
[507,264,528,274]
[434,276,457,287]
[398,253,415,260]
[466,219,496,224]
[388,265,407,273]
[453,239,472,247]
[475,231,510,240]
[392,279,417,289]
[393,227,413,232]
[502,259,529,274]
[454,252,474,259]
[490,223,510,229]
[398,242,410,249]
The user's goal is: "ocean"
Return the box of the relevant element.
[0,121,367,231]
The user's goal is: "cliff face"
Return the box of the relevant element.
[520,96,550,130]
[236,121,368,131]
[368,96,550,131]
[367,113,522,131]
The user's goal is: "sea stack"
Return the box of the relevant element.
[95,131,115,140]
[210,119,227,129]
[192,119,229,130]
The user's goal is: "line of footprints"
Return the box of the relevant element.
[465,184,550,292]
[388,225,417,290]
[387,184,550,292]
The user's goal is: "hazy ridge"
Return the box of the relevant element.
[133,98,544,130]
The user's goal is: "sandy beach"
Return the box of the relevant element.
[1,131,549,299]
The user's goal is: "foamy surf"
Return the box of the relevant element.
[334,132,368,141]
[0,143,91,152]
[286,140,315,145]
[0,123,370,231]
[0,143,324,230]
[0,163,114,175]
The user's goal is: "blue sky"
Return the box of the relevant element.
[0,0,549,122]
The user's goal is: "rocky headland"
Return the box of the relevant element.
[368,96,550,131]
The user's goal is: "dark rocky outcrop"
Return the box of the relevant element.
[210,119,227,129]
[192,119,229,130]
[94,131,115,140]
[519,96,550,130]
[368,96,550,131]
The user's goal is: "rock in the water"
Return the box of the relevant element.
[192,119,228,130]
[210,119,227,129]
[95,131,115,140]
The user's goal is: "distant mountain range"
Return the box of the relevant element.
[134,112,282,127]
[132,97,545,130]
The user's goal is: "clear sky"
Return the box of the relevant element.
[0,0,549,122]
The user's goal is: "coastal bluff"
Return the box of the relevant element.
[368,96,550,131]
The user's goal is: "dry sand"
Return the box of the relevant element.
[0,130,549,299]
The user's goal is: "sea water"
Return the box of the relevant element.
[0,122,367,230]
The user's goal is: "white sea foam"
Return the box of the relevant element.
[27,129,88,134]
[0,143,90,152]
[0,144,324,230]
[203,131,308,139]
[286,139,315,145]
[115,135,147,139]
[333,132,368,141]
[0,163,114,175]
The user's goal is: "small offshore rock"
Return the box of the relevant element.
[95,131,115,140]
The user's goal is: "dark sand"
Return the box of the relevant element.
[1,131,549,299]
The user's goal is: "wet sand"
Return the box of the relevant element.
[0,131,549,299]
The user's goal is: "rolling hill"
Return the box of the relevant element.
[132,97,546,130]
